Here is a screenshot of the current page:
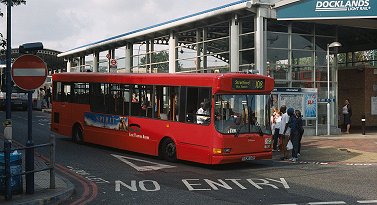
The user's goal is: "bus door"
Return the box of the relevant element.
[52,82,72,136]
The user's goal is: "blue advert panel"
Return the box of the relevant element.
[84,112,128,131]
[277,0,376,20]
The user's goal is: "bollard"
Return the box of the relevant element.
[4,140,12,200]
[361,115,366,135]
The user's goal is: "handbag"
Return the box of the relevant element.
[286,140,293,150]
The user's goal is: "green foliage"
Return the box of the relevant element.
[139,50,182,73]
[0,0,26,50]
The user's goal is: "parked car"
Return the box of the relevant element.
[0,91,28,110]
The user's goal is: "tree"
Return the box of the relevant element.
[139,50,182,73]
[0,0,26,52]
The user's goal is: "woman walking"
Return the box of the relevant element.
[342,99,352,134]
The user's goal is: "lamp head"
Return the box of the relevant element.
[328,42,342,48]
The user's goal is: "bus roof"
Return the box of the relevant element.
[52,72,275,93]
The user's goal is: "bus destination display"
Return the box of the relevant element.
[232,79,265,90]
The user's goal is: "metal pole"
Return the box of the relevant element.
[5,0,12,119]
[26,91,34,194]
[361,115,366,135]
[327,45,331,136]
[49,134,56,189]
[4,0,12,200]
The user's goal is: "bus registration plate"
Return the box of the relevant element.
[242,156,255,161]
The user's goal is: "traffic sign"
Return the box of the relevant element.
[11,54,47,91]
[106,53,111,59]
[110,59,117,66]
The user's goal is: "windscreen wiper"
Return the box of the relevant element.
[234,124,245,138]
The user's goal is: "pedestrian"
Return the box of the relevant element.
[287,108,299,162]
[39,87,46,108]
[45,87,52,108]
[279,105,290,160]
[342,99,352,134]
[295,110,304,157]
[271,107,281,151]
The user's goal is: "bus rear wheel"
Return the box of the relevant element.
[72,125,84,144]
[162,139,177,162]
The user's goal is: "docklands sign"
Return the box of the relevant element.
[315,0,371,12]
[277,0,376,20]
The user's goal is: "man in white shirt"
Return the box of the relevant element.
[279,105,290,160]
[197,102,209,124]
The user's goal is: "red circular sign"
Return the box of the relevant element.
[110,59,117,66]
[11,54,47,91]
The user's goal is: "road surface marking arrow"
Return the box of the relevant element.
[111,154,175,172]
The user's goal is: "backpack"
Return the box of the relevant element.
[288,116,298,131]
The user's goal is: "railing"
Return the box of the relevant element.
[0,134,55,200]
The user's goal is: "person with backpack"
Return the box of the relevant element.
[287,108,300,162]
[295,110,304,157]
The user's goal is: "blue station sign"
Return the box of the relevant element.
[277,0,377,20]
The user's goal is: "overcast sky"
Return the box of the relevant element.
[1,0,237,52]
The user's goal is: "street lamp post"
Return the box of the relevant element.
[327,41,342,135]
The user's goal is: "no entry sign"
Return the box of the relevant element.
[110,59,117,66]
[11,54,47,91]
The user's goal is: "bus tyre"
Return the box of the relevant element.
[162,139,177,162]
[73,125,84,144]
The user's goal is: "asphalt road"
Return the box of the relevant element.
[3,110,377,205]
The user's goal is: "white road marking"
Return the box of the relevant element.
[273,204,297,205]
[111,154,175,172]
[38,123,44,126]
[357,200,377,204]
[309,202,346,205]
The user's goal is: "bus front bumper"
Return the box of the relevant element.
[211,152,272,164]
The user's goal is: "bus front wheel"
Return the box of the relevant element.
[162,139,177,162]
[72,125,84,144]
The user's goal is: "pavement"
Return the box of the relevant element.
[273,131,377,164]
[0,137,74,205]
[1,129,377,204]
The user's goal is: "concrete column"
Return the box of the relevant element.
[107,50,111,72]
[67,59,71,73]
[169,31,177,73]
[111,49,115,73]
[196,28,201,72]
[125,43,133,73]
[202,28,208,73]
[146,41,150,73]
[230,14,240,72]
[93,52,99,72]
[150,39,154,73]
[80,56,85,72]
[288,23,292,87]
[254,9,265,75]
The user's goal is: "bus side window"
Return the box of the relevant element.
[90,83,105,113]
[154,86,178,121]
[53,81,62,102]
[63,83,72,103]
[185,87,211,125]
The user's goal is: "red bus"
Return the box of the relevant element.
[51,72,275,164]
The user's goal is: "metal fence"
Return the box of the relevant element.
[0,135,55,200]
